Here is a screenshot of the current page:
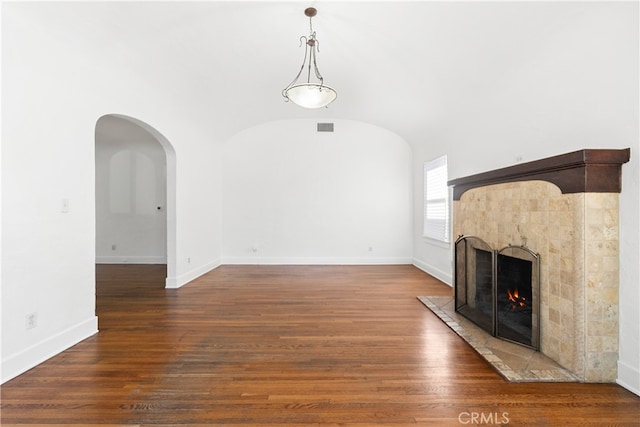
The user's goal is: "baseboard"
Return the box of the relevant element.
[96,256,167,264]
[1,316,98,384]
[412,258,452,286]
[221,256,413,265]
[617,360,640,396]
[165,259,222,289]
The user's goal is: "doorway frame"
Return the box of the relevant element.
[95,114,177,288]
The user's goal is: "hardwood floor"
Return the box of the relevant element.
[1,264,638,426]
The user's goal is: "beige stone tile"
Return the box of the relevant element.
[452,181,620,384]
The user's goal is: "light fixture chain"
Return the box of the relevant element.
[310,42,324,85]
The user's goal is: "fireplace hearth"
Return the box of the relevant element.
[455,236,540,350]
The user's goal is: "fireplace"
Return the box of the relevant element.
[455,236,540,350]
[496,245,539,349]
[448,148,630,382]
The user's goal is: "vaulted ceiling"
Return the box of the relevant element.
[5,1,633,148]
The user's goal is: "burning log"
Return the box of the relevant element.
[506,288,527,310]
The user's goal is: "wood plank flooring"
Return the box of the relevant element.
[1,264,638,426]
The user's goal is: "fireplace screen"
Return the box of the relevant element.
[455,236,540,350]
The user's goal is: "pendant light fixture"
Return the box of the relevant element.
[282,7,337,109]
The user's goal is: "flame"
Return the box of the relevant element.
[507,288,527,309]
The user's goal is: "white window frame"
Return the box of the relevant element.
[423,155,450,243]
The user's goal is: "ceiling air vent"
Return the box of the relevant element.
[317,123,334,132]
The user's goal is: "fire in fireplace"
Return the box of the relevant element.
[455,236,540,350]
[505,288,527,309]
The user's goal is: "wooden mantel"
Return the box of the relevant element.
[448,148,631,200]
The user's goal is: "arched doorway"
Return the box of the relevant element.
[95,114,176,287]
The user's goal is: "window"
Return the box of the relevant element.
[424,155,450,243]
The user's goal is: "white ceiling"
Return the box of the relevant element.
[4,1,635,147]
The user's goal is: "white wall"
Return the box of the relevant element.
[95,115,168,264]
[411,2,639,394]
[1,3,223,382]
[222,119,413,264]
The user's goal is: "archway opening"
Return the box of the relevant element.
[95,114,176,287]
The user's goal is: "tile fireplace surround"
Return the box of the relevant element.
[448,148,630,382]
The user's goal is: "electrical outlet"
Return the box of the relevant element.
[26,312,38,330]
[111,244,117,251]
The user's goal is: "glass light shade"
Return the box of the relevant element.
[284,84,337,109]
